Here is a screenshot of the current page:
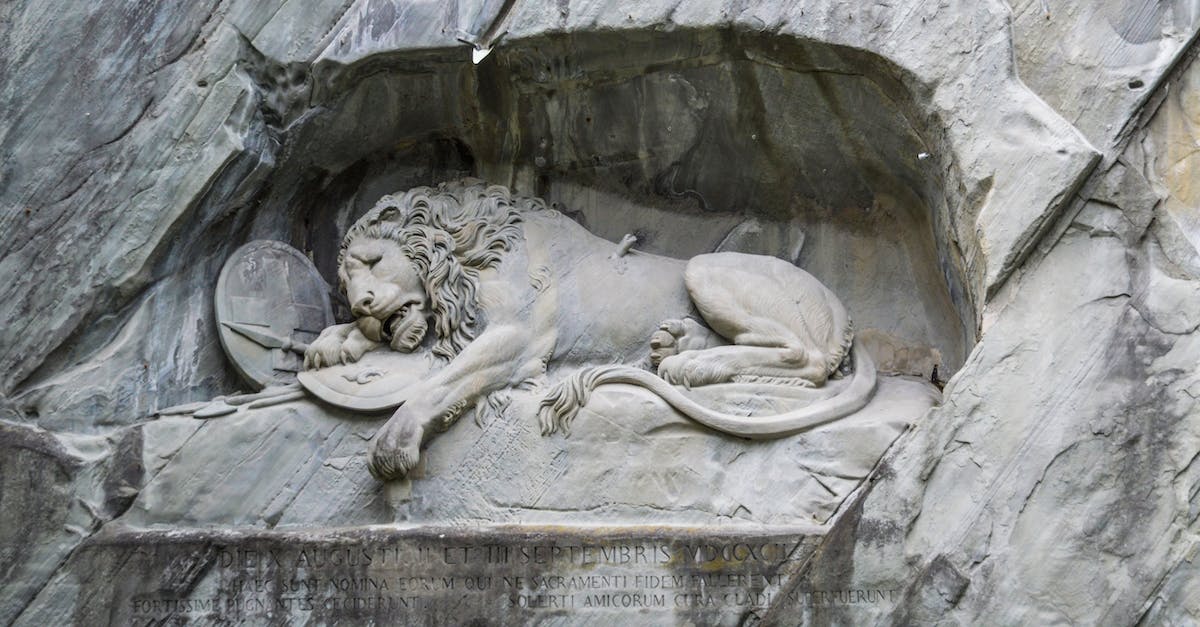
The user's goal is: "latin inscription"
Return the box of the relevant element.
[94,533,898,623]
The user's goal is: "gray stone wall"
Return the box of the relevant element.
[2,0,1198,624]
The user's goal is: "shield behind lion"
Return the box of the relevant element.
[215,240,334,390]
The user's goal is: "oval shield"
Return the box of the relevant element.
[215,240,335,390]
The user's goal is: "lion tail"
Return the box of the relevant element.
[538,339,877,439]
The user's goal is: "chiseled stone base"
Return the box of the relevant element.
[0,376,934,624]
[11,526,882,626]
[118,375,937,529]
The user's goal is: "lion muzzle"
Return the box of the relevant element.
[383,304,428,352]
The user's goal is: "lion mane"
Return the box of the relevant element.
[336,179,544,360]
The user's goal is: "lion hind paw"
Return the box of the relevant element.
[658,352,737,387]
[650,318,722,368]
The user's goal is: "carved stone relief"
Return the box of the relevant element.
[176,180,937,501]
[288,180,887,482]
[13,0,1189,622]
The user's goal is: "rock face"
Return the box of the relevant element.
[111,377,932,529]
[0,0,1197,625]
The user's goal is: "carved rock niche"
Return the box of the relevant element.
[140,30,953,528]
[117,17,1095,536]
[6,1,1126,622]
[281,31,976,382]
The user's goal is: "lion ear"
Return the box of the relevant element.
[376,205,402,223]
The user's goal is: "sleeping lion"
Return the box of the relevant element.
[303,180,876,481]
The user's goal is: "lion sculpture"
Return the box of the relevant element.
[304,180,876,481]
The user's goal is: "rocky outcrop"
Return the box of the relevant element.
[1,0,1197,624]
[762,28,1200,626]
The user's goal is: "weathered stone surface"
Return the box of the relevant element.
[2,0,1199,624]
[14,527,821,626]
[117,375,932,529]
[0,422,142,624]
[2,0,1101,417]
[763,37,1200,627]
[1009,0,1200,149]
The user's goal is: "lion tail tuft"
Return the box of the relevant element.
[538,366,612,436]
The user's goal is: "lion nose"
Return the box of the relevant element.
[351,291,375,317]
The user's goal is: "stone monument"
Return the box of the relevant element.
[290,180,885,482]
[154,179,929,527]
[3,0,1198,625]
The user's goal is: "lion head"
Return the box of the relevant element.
[337,179,544,360]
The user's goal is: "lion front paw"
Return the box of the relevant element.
[304,332,346,370]
[367,416,425,481]
[305,325,378,370]
[339,328,376,364]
